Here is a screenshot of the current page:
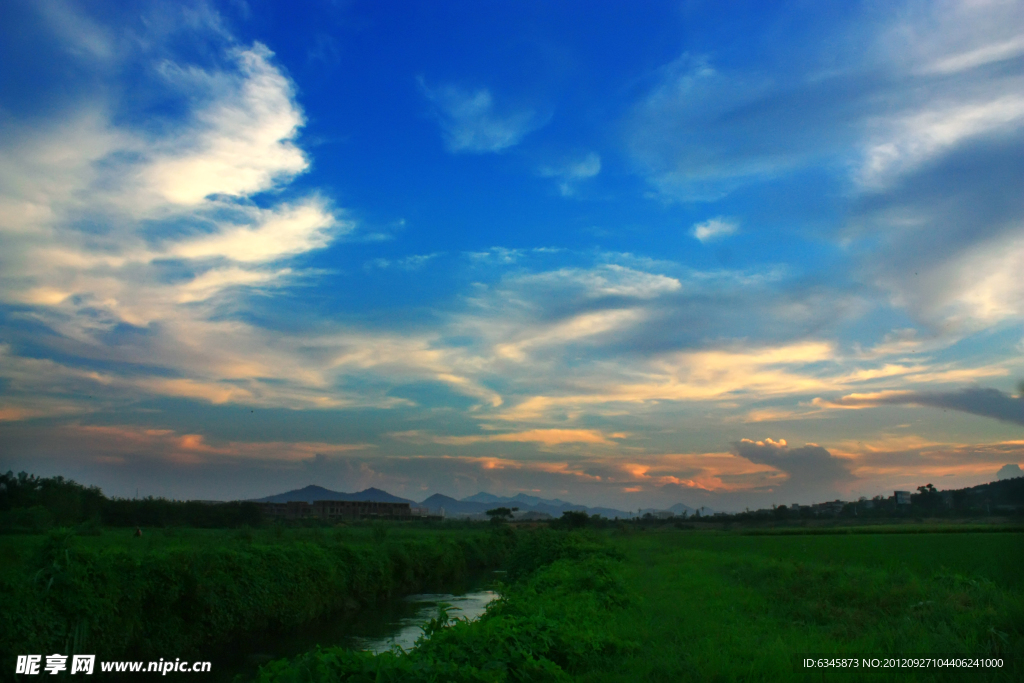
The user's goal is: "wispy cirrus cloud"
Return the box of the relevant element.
[392,428,626,447]
[144,44,309,206]
[539,152,601,196]
[629,2,1024,201]
[627,0,1024,336]
[418,79,548,153]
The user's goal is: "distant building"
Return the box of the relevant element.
[810,500,845,515]
[894,491,911,505]
[654,510,675,519]
[257,500,412,521]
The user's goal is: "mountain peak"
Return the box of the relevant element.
[253,485,413,505]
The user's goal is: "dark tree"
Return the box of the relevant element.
[486,507,514,523]
[555,510,589,529]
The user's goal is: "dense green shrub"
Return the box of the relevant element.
[503,528,620,582]
[0,527,513,670]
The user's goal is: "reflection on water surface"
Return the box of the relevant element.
[352,590,497,654]
[209,574,500,681]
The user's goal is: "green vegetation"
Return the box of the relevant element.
[485,507,516,524]
[2,475,1021,681]
[254,531,638,682]
[0,472,105,531]
[584,530,1023,682]
[0,524,512,674]
[254,527,1023,682]
[0,471,266,531]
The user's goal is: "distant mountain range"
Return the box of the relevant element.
[250,485,704,519]
[253,485,415,505]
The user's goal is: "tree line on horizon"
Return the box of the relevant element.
[0,471,262,531]
[2,470,1022,533]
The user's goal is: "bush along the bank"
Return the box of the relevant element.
[254,530,640,682]
[0,528,513,670]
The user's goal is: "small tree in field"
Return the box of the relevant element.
[913,483,942,513]
[557,510,589,529]
[486,507,513,524]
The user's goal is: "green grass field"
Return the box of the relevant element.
[3,524,1021,681]
[581,529,1023,682]
[248,526,1022,682]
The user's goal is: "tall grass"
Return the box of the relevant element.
[255,529,638,682]
[0,525,512,673]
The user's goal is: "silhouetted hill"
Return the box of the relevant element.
[419,493,491,515]
[460,492,506,504]
[253,485,414,505]
[252,484,700,519]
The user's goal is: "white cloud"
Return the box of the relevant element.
[168,199,340,263]
[629,1,1024,202]
[626,0,1024,339]
[859,96,1024,189]
[540,152,601,196]
[946,232,1024,324]
[364,253,441,271]
[0,30,516,416]
[0,40,337,301]
[922,34,1024,74]
[508,265,682,300]
[419,79,547,153]
[691,217,738,243]
[144,44,309,205]
[174,266,289,304]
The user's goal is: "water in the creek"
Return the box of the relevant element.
[207,574,500,681]
[350,589,497,654]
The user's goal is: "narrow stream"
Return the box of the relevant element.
[208,572,501,681]
[351,589,497,654]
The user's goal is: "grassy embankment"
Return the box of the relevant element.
[255,526,1023,682]
[0,524,512,676]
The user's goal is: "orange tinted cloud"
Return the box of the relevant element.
[392,428,624,446]
[64,424,373,465]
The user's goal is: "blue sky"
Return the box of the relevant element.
[1,0,1022,510]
